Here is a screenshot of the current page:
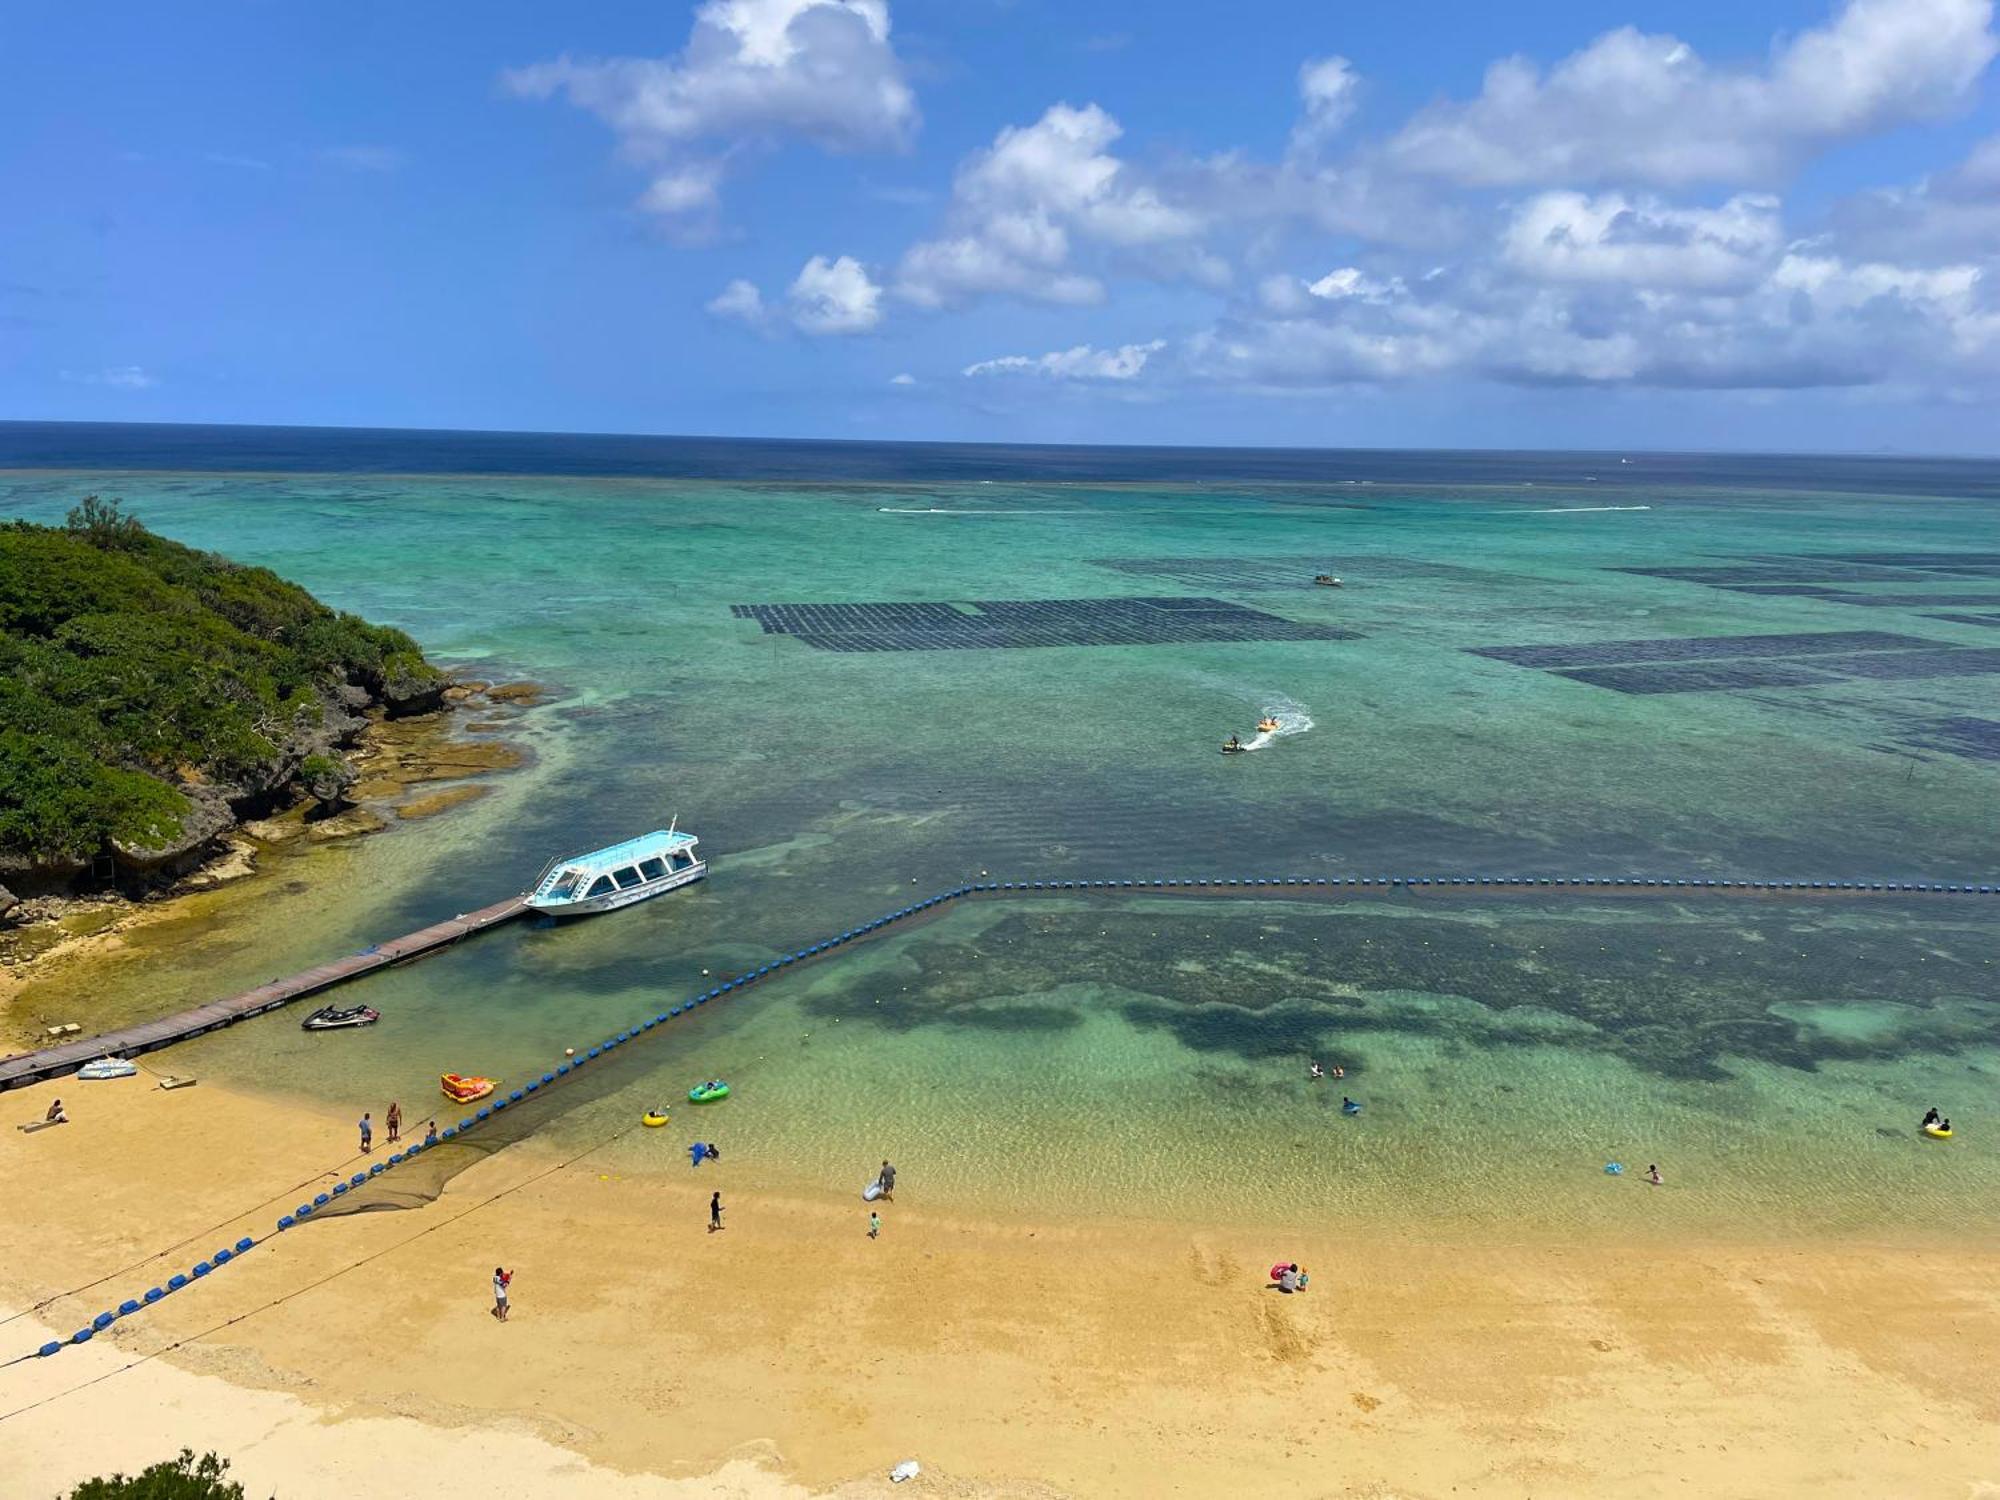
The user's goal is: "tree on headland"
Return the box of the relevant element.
[63,1448,270,1499]
[0,502,444,879]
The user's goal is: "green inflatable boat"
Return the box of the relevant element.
[688,1080,730,1104]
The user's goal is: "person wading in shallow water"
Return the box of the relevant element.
[710,1191,724,1233]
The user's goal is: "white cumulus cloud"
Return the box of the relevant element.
[505,0,916,219]
[1386,0,1997,186]
[963,339,1166,379]
[1500,192,1784,291]
[787,254,882,333]
[895,104,1201,309]
[706,277,769,324]
[1291,57,1359,152]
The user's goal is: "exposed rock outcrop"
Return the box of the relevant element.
[110,785,237,885]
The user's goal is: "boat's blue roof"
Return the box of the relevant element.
[559,829,697,870]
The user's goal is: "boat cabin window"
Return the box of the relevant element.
[548,870,581,897]
[671,851,696,870]
[612,865,644,890]
[586,875,617,898]
[637,857,668,880]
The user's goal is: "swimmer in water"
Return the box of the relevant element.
[1309,1061,1325,1080]
[1922,1106,1942,1129]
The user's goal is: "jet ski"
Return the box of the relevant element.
[302,1004,381,1032]
[1221,737,1248,755]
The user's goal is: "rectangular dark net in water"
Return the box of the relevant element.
[1550,661,1845,694]
[1468,631,1935,669]
[1898,716,2000,761]
[730,597,1359,651]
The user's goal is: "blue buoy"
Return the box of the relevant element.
[117,1300,140,1317]
[144,1287,165,1302]
[278,1215,296,1231]
[168,1274,188,1290]
[39,1341,61,1357]
[192,1261,213,1277]
[236,1237,253,1252]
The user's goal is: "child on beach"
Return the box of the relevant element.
[45,1098,66,1124]
[358,1112,372,1153]
[424,1119,438,1145]
[492,1266,512,1321]
[869,1210,881,1239]
[1646,1164,1663,1186]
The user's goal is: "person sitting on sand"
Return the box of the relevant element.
[1278,1265,1300,1293]
[45,1098,66,1125]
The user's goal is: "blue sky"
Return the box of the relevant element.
[5,0,2000,451]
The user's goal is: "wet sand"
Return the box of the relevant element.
[2,1077,1994,1498]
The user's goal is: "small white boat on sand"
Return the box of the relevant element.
[527,825,707,917]
[78,1056,139,1081]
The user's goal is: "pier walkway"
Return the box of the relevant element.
[0,895,528,1092]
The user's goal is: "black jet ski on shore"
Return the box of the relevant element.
[302,1004,380,1032]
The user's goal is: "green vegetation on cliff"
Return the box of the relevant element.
[0,498,442,871]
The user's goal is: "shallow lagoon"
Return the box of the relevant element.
[4,459,1998,1233]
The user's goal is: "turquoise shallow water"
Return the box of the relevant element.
[5,462,1999,1234]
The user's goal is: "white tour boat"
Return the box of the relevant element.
[526,826,707,917]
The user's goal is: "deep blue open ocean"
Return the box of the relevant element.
[5,419,2000,496]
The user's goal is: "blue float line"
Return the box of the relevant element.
[22,865,1995,1362]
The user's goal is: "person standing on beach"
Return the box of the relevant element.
[358,1111,372,1153]
[386,1101,401,1145]
[878,1160,896,1201]
[869,1210,881,1240]
[709,1191,724,1233]
[492,1266,511,1321]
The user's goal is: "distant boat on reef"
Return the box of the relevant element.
[526,826,707,917]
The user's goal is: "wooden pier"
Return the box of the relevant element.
[0,895,529,1092]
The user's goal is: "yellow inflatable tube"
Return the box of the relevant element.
[1922,1125,1952,1140]
[642,1110,671,1128]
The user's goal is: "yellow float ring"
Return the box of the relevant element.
[642,1111,671,1128]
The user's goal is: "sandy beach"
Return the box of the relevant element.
[3,1075,1995,1498]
